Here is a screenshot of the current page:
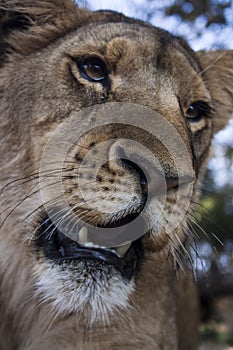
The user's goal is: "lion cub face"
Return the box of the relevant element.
[0,1,233,325]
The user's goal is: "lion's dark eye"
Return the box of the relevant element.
[186,101,210,123]
[78,57,108,82]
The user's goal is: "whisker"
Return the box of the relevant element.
[0,180,62,230]
[211,232,224,247]
[187,213,210,241]
[191,200,227,239]
[31,195,98,242]
[0,163,95,197]
[199,51,227,75]
[30,206,68,241]
[189,240,208,278]
[22,193,65,224]
[0,168,66,196]
[194,185,233,201]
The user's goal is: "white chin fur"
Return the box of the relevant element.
[33,260,134,325]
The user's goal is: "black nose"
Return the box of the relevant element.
[115,145,167,197]
[114,145,148,196]
[119,157,148,196]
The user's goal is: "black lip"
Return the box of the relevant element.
[35,215,144,280]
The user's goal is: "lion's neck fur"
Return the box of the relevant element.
[0,247,180,350]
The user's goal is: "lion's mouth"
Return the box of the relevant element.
[36,214,145,280]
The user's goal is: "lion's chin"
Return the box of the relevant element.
[32,214,145,324]
[33,258,135,325]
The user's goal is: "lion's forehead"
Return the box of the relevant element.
[53,22,198,77]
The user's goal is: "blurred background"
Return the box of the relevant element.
[78,1,233,348]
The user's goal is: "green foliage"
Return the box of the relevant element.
[198,182,233,245]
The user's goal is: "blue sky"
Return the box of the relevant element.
[83,0,233,50]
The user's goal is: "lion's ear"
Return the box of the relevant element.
[197,50,233,133]
[0,0,91,66]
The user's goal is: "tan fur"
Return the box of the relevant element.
[0,1,233,349]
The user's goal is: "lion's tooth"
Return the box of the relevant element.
[78,226,88,243]
[114,242,131,256]
[77,228,131,255]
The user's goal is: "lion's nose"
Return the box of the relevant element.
[116,155,148,195]
[108,142,167,197]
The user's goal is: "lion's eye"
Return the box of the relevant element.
[186,101,210,123]
[78,57,108,82]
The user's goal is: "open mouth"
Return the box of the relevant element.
[35,214,145,280]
